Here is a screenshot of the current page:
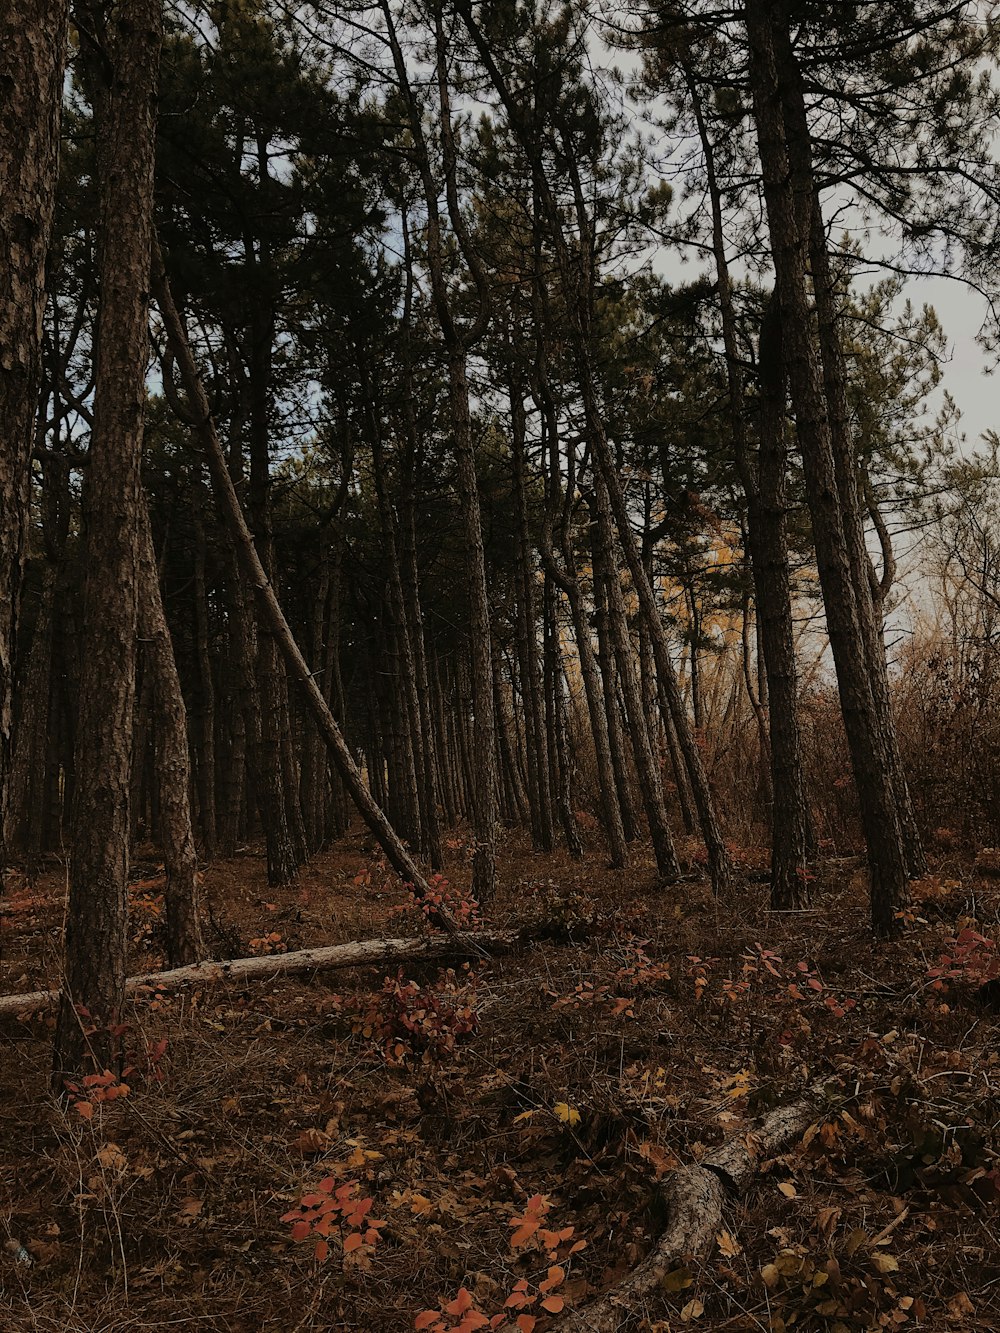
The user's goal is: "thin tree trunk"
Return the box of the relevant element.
[192,489,217,856]
[151,239,440,907]
[806,203,925,881]
[591,481,680,880]
[137,500,203,965]
[510,382,555,851]
[382,0,498,901]
[592,530,640,844]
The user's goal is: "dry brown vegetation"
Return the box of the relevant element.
[3,833,1000,1332]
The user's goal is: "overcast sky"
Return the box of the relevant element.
[912,275,997,449]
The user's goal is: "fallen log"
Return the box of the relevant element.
[0,930,520,1021]
[560,1083,834,1332]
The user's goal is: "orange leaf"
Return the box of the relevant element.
[314,1239,330,1262]
[516,1317,537,1333]
[343,1232,364,1252]
[75,1100,94,1121]
[539,1265,565,1293]
[540,1296,565,1314]
[414,1312,440,1330]
[445,1288,475,1316]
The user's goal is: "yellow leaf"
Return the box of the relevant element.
[680,1298,704,1321]
[553,1102,582,1127]
[96,1144,128,1173]
[844,1228,868,1256]
[777,1181,797,1198]
[760,1264,780,1290]
[872,1253,899,1275]
[294,1127,331,1155]
[948,1293,975,1318]
[662,1267,693,1293]
[716,1230,742,1257]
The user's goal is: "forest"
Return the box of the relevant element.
[4,0,1000,1328]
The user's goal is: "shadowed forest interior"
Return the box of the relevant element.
[4,1,1000,1330]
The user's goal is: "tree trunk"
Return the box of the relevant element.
[592,532,640,844]
[591,479,680,881]
[137,500,204,965]
[510,383,555,851]
[745,0,909,935]
[54,0,161,1079]
[751,292,810,909]
[0,0,69,874]
[806,204,925,881]
[151,239,441,910]
[192,488,217,856]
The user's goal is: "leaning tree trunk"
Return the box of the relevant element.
[54,0,161,1079]
[0,0,69,875]
[451,1,730,894]
[381,0,498,901]
[581,367,731,894]
[763,20,923,883]
[805,205,926,881]
[137,499,204,966]
[151,238,442,911]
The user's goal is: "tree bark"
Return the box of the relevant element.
[510,382,556,852]
[192,488,217,856]
[54,0,161,1079]
[0,0,69,874]
[745,0,909,935]
[137,499,204,966]
[1,931,522,1020]
[752,292,810,909]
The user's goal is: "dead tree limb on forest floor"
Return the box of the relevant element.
[0,930,521,1022]
[560,1083,837,1332]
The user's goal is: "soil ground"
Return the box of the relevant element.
[1,828,998,1332]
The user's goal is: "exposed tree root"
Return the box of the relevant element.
[0,930,520,1021]
[560,1084,833,1332]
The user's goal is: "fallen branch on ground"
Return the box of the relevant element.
[559,1082,837,1332]
[0,930,521,1021]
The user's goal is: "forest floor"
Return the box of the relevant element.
[1,829,999,1332]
